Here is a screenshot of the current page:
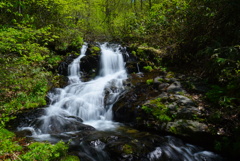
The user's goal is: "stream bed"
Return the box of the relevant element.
[9,43,225,161]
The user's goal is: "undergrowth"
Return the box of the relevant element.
[0,127,79,161]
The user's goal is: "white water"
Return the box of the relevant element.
[37,43,127,133]
[68,43,88,83]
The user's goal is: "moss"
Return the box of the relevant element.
[143,66,153,72]
[126,129,139,134]
[89,46,101,56]
[91,46,100,52]
[67,51,79,57]
[157,78,165,83]
[146,79,154,85]
[122,144,133,154]
[166,71,175,78]
[142,98,173,122]
[136,48,144,55]
[132,50,136,56]
[169,126,178,135]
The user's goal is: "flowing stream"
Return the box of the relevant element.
[18,43,224,161]
[34,43,127,134]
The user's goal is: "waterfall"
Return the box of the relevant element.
[68,43,88,83]
[33,43,127,134]
[17,43,224,161]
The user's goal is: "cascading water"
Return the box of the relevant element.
[17,43,224,161]
[68,42,88,83]
[30,43,127,135]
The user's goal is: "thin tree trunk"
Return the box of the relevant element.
[149,0,152,9]
[18,0,22,14]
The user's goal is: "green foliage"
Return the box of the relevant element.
[0,26,55,56]
[142,98,172,122]
[20,141,68,161]
[200,46,240,84]
[214,129,240,159]
[89,46,101,56]
[0,128,22,155]
[46,54,62,68]
[0,54,51,126]
[146,79,154,85]
[126,0,188,47]
[0,127,70,161]
[205,85,224,104]
[0,26,66,127]
[143,66,153,72]
[206,85,237,109]
[54,28,83,51]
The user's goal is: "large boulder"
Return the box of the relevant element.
[80,54,100,80]
[112,72,213,147]
[31,115,95,135]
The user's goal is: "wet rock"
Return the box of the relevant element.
[104,129,164,161]
[15,129,33,137]
[112,71,216,148]
[33,115,95,134]
[58,54,78,76]
[113,83,159,123]
[125,62,139,74]
[6,108,46,131]
[66,115,83,122]
[80,54,99,75]
[57,44,101,80]
[86,44,101,56]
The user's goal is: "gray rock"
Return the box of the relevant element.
[166,102,178,110]
[166,77,177,83]
[176,106,201,119]
[167,81,186,94]
[165,119,209,136]
[158,83,169,91]
[153,76,164,84]
[174,94,196,106]
[158,92,169,99]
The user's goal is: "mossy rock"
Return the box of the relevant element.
[87,44,101,56]
[165,119,209,136]
[122,144,133,154]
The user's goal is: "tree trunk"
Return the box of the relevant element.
[18,0,22,14]
[149,0,152,9]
